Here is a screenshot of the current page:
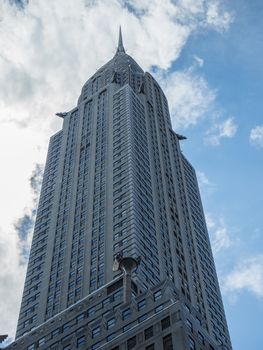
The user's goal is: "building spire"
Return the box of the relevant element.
[116,26,125,54]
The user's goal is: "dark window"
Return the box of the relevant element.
[127,336,137,350]
[107,318,116,329]
[107,333,116,341]
[103,297,111,306]
[144,326,153,340]
[153,290,162,301]
[123,322,133,332]
[92,326,101,338]
[138,299,146,310]
[146,345,155,350]
[155,304,163,313]
[122,308,131,320]
[77,335,86,347]
[63,322,71,332]
[113,289,122,300]
[198,332,205,345]
[186,319,193,332]
[107,278,123,295]
[62,335,71,343]
[76,313,85,323]
[138,313,147,322]
[189,337,195,350]
[131,281,138,293]
[92,342,101,350]
[161,316,171,330]
[184,304,190,313]
[63,346,71,350]
[38,337,45,346]
[163,333,173,350]
[87,306,95,316]
[51,328,60,338]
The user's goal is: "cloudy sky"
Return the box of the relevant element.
[0,0,262,349]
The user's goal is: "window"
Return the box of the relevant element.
[184,304,190,313]
[107,332,116,341]
[138,314,147,323]
[189,337,196,350]
[27,345,35,350]
[77,335,86,347]
[127,336,137,350]
[38,337,45,346]
[161,316,171,330]
[137,299,146,310]
[122,308,131,320]
[24,319,30,327]
[113,289,122,300]
[123,323,133,332]
[153,290,162,301]
[103,297,111,306]
[196,317,201,326]
[92,342,101,350]
[163,333,173,350]
[198,332,205,345]
[62,335,72,344]
[186,319,193,332]
[87,306,95,316]
[63,346,71,350]
[155,304,163,313]
[92,326,101,338]
[145,345,155,350]
[144,326,153,340]
[63,322,71,332]
[90,278,96,287]
[107,318,116,329]
[51,328,60,338]
[76,313,85,323]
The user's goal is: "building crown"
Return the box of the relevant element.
[116,26,125,54]
[77,27,144,104]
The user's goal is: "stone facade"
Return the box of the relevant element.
[12,29,232,350]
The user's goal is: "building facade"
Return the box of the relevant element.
[10,29,232,350]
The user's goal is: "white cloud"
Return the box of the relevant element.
[249,125,263,148]
[194,55,204,67]
[0,225,27,340]
[0,0,233,339]
[206,213,216,230]
[197,170,210,186]
[222,255,263,298]
[197,170,217,197]
[206,1,234,31]
[206,214,232,254]
[0,162,41,339]
[156,68,216,129]
[176,0,205,15]
[212,225,232,254]
[205,117,238,145]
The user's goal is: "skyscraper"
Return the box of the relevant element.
[10,29,232,350]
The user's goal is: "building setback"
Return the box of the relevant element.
[8,29,232,350]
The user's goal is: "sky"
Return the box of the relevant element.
[0,0,262,349]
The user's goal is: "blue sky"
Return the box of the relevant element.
[178,1,263,348]
[0,0,262,349]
